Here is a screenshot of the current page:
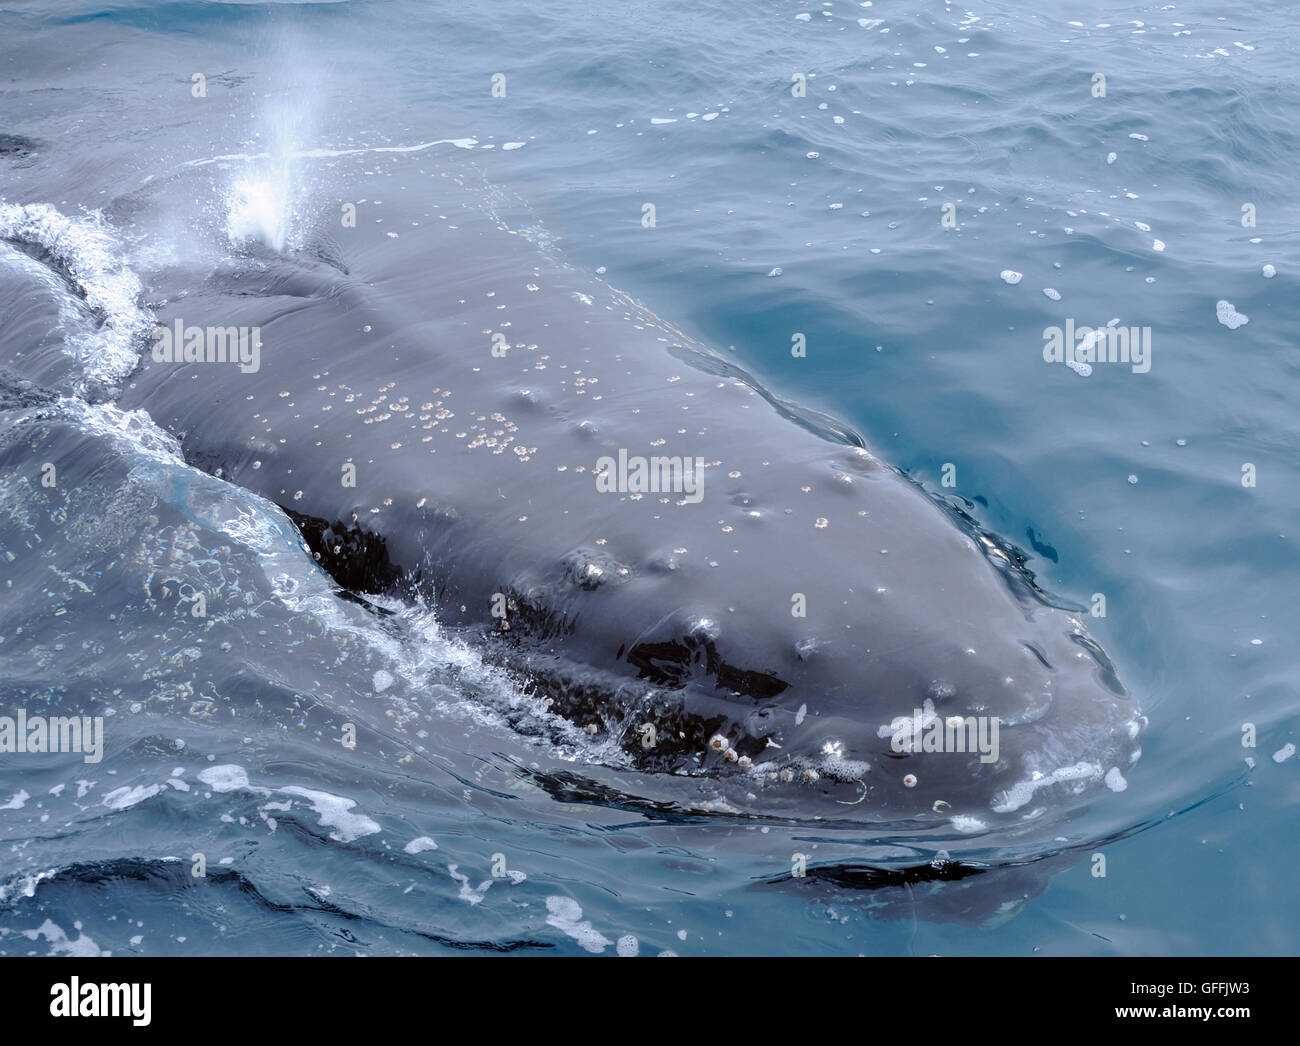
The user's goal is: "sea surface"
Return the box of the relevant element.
[0,0,1297,956]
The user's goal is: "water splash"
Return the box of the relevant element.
[226,170,293,252]
[0,201,154,390]
[224,72,318,252]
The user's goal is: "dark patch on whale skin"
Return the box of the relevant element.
[102,161,1145,832]
[623,636,791,702]
[0,135,41,160]
[282,505,409,597]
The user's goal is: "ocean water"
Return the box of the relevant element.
[1,0,1297,957]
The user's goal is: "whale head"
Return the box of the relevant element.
[480,435,1146,834]
[97,160,1144,838]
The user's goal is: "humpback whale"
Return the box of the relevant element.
[2,150,1145,836]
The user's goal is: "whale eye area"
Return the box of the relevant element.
[624,636,789,703]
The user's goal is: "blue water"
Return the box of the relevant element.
[0,0,1297,955]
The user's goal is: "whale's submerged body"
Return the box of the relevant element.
[2,152,1144,841]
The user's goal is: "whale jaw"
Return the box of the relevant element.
[470,588,1145,831]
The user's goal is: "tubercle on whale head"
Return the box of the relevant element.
[478,556,1145,827]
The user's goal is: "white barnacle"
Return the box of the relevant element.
[709,734,729,752]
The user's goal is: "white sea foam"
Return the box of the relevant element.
[991,762,1102,813]
[448,865,495,905]
[1216,300,1248,329]
[197,765,251,793]
[0,868,57,904]
[0,202,153,388]
[101,784,163,810]
[22,919,108,957]
[281,786,381,843]
[1,789,30,810]
[545,896,612,953]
